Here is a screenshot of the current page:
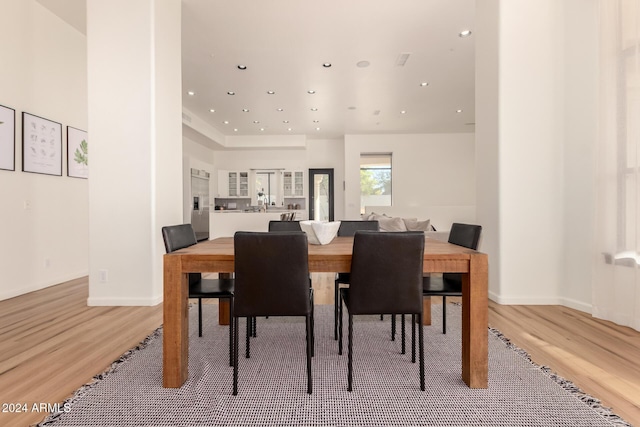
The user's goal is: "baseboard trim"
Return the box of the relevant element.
[87,294,163,307]
[489,291,592,315]
[0,271,89,302]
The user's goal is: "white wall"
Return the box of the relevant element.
[476,0,597,309]
[560,0,598,312]
[343,133,476,231]
[87,0,183,306]
[0,1,88,301]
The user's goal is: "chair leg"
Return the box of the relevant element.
[229,297,234,367]
[245,317,251,358]
[411,314,416,363]
[391,314,396,341]
[442,296,447,334]
[418,313,425,391]
[334,279,339,340]
[198,297,203,337]
[380,314,384,321]
[401,314,407,354]
[306,315,313,394]
[310,289,315,358]
[232,316,239,395]
[347,313,354,392]
[252,317,257,338]
[338,291,343,355]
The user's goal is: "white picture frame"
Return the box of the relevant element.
[22,112,62,176]
[67,126,88,179]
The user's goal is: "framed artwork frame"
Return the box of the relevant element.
[22,112,62,176]
[0,104,15,171]
[67,126,88,179]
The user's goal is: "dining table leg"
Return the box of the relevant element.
[218,272,233,325]
[163,255,189,388]
[422,296,432,325]
[462,252,489,388]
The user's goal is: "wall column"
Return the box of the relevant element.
[87,0,183,305]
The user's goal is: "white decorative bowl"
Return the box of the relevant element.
[299,220,341,245]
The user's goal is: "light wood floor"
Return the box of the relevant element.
[1,274,639,426]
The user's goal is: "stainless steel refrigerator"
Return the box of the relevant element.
[190,168,210,241]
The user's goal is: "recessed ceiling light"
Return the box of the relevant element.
[283,120,289,123]
[187,91,195,96]
[260,128,265,131]
[348,106,356,110]
[237,65,247,70]
[242,109,249,112]
[316,127,321,131]
[356,60,370,68]
[267,90,275,94]
[233,128,238,132]
[310,108,318,112]
[277,108,284,112]
[456,109,463,113]
[253,120,260,124]
[287,128,292,131]
[400,110,407,114]
[459,30,472,38]
[307,90,316,94]
[209,109,215,113]
[227,91,235,95]
[223,120,229,124]
[420,82,429,87]
[313,120,319,123]
[322,63,332,68]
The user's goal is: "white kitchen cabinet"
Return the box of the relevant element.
[283,170,304,197]
[218,170,249,198]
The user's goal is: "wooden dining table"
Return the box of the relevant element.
[162,235,488,389]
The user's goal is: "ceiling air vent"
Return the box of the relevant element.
[395,53,411,67]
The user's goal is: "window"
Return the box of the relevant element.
[360,153,392,213]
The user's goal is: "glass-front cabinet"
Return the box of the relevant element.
[283,171,304,197]
[218,170,249,198]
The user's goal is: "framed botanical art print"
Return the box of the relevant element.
[67,126,88,179]
[0,104,15,171]
[22,112,62,176]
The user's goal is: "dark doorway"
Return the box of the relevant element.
[308,169,334,221]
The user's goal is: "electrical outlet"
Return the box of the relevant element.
[99,269,108,283]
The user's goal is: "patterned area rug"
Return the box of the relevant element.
[38,304,631,426]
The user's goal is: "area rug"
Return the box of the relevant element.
[38,304,631,427]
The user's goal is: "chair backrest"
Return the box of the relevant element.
[447,223,482,250]
[161,224,201,284]
[337,220,379,237]
[234,231,311,317]
[348,231,425,315]
[268,220,302,232]
[162,224,198,252]
[444,223,482,283]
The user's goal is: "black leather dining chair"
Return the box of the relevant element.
[268,220,302,232]
[232,231,314,395]
[333,220,379,340]
[423,223,482,333]
[338,231,425,391]
[161,224,235,366]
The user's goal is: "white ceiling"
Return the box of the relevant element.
[37,0,475,141]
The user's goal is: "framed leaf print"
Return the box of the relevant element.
[0,104,15,171]
[22,112,62,176]
[67,126,88,179]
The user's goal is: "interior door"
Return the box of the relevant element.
[308,169,334,221]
